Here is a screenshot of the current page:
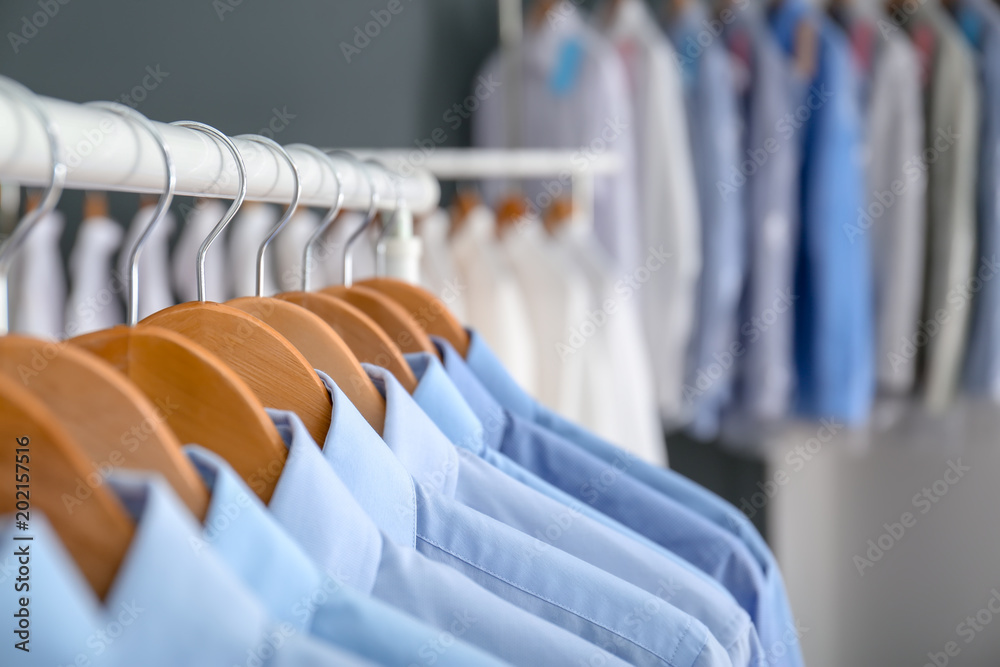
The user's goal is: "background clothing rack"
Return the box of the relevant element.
[349,148,622,233]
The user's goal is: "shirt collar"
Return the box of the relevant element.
[0,515,103,666]
[266,408,382,595]
[363,363,461,499]
[183,444,326,630]
[462,328,538,421]
[406,351,488,455]
[104,473,275,665]
[313,370,418,548]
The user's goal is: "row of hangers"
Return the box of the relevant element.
[0,77,470,600]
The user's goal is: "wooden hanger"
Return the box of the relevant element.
[66,107,287,503]
[224,138,387,434]
[277,291,418,392]
[0,373,134,599]
[321,284,437,355]
[83,190,109,219]
[543,196,574,235]
[71,326,288,503]
[358,277,470,357]
[143,123,331,446]
[496,194,529,236]
[449,188,481,239]
[0,336,210,519]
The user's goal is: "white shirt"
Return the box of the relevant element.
[172,199,230,303]
[449,205,537,396]
[866,31,926,395]
[499,217,589,421]
[119,205,175,320]
[553,220,667,466]
[317,211,378,288]
[602,0,702,425]
[65,214,123,336]
[274,208,320,292]
[226,203,279,297]
[11,209,65,339]
[416,209,467,321]
[472,0,643,272]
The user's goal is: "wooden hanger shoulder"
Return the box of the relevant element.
[321,284,437,355]
[358,277,470,356]
[0,335,209,519]
[140,301,332,446]
[227,296,386,435]
[69,325,288,503]
[0,373,134,599]
[277,291,418,393]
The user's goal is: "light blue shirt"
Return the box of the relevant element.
[102,474,377,667]
[405,351,761,667]
[669,2,747,440]
[769,0,875,424]
[183,444,509,667]
[448,330,805,667]
[959,0,1000,397]
[722,6,800,430]
[264,405,632,667]
[317,366,733,667]
[0,515,106,667]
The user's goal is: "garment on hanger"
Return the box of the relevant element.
[898,0,980,411]
[863,19,926,396]
[441,329,804,667]
[274,208,320,292]
[227,203,280,297]
[11,208,65,338]
[499,217,589,421]
[601,0,702,427]
[318,365,736,667]
[551,220,666,465]
[959,0,1000,399]
[473,0,642,272]
[95,474,374,666]
[262,406,634,667]
[173,199,231,302]
[120,204,176,319]
[181,445,507,667]
[449,205,536,396]
[416,208,467,321]
[667,1,747,441]
[398,350,759,666]
[770,0,875,425]
[316,210,378,288]
[65,213,124,336]
[720,4,801,443]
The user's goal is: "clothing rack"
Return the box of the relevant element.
[0,93,441,214]
[349,148,622,233]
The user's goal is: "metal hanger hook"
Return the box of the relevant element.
[171,121,247,302]
[328,152,381,287]
[287,144,344,292]
[234,135,301,297]
[372,159,406,277]
[87,102,176,326]
[0,76,66,335]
